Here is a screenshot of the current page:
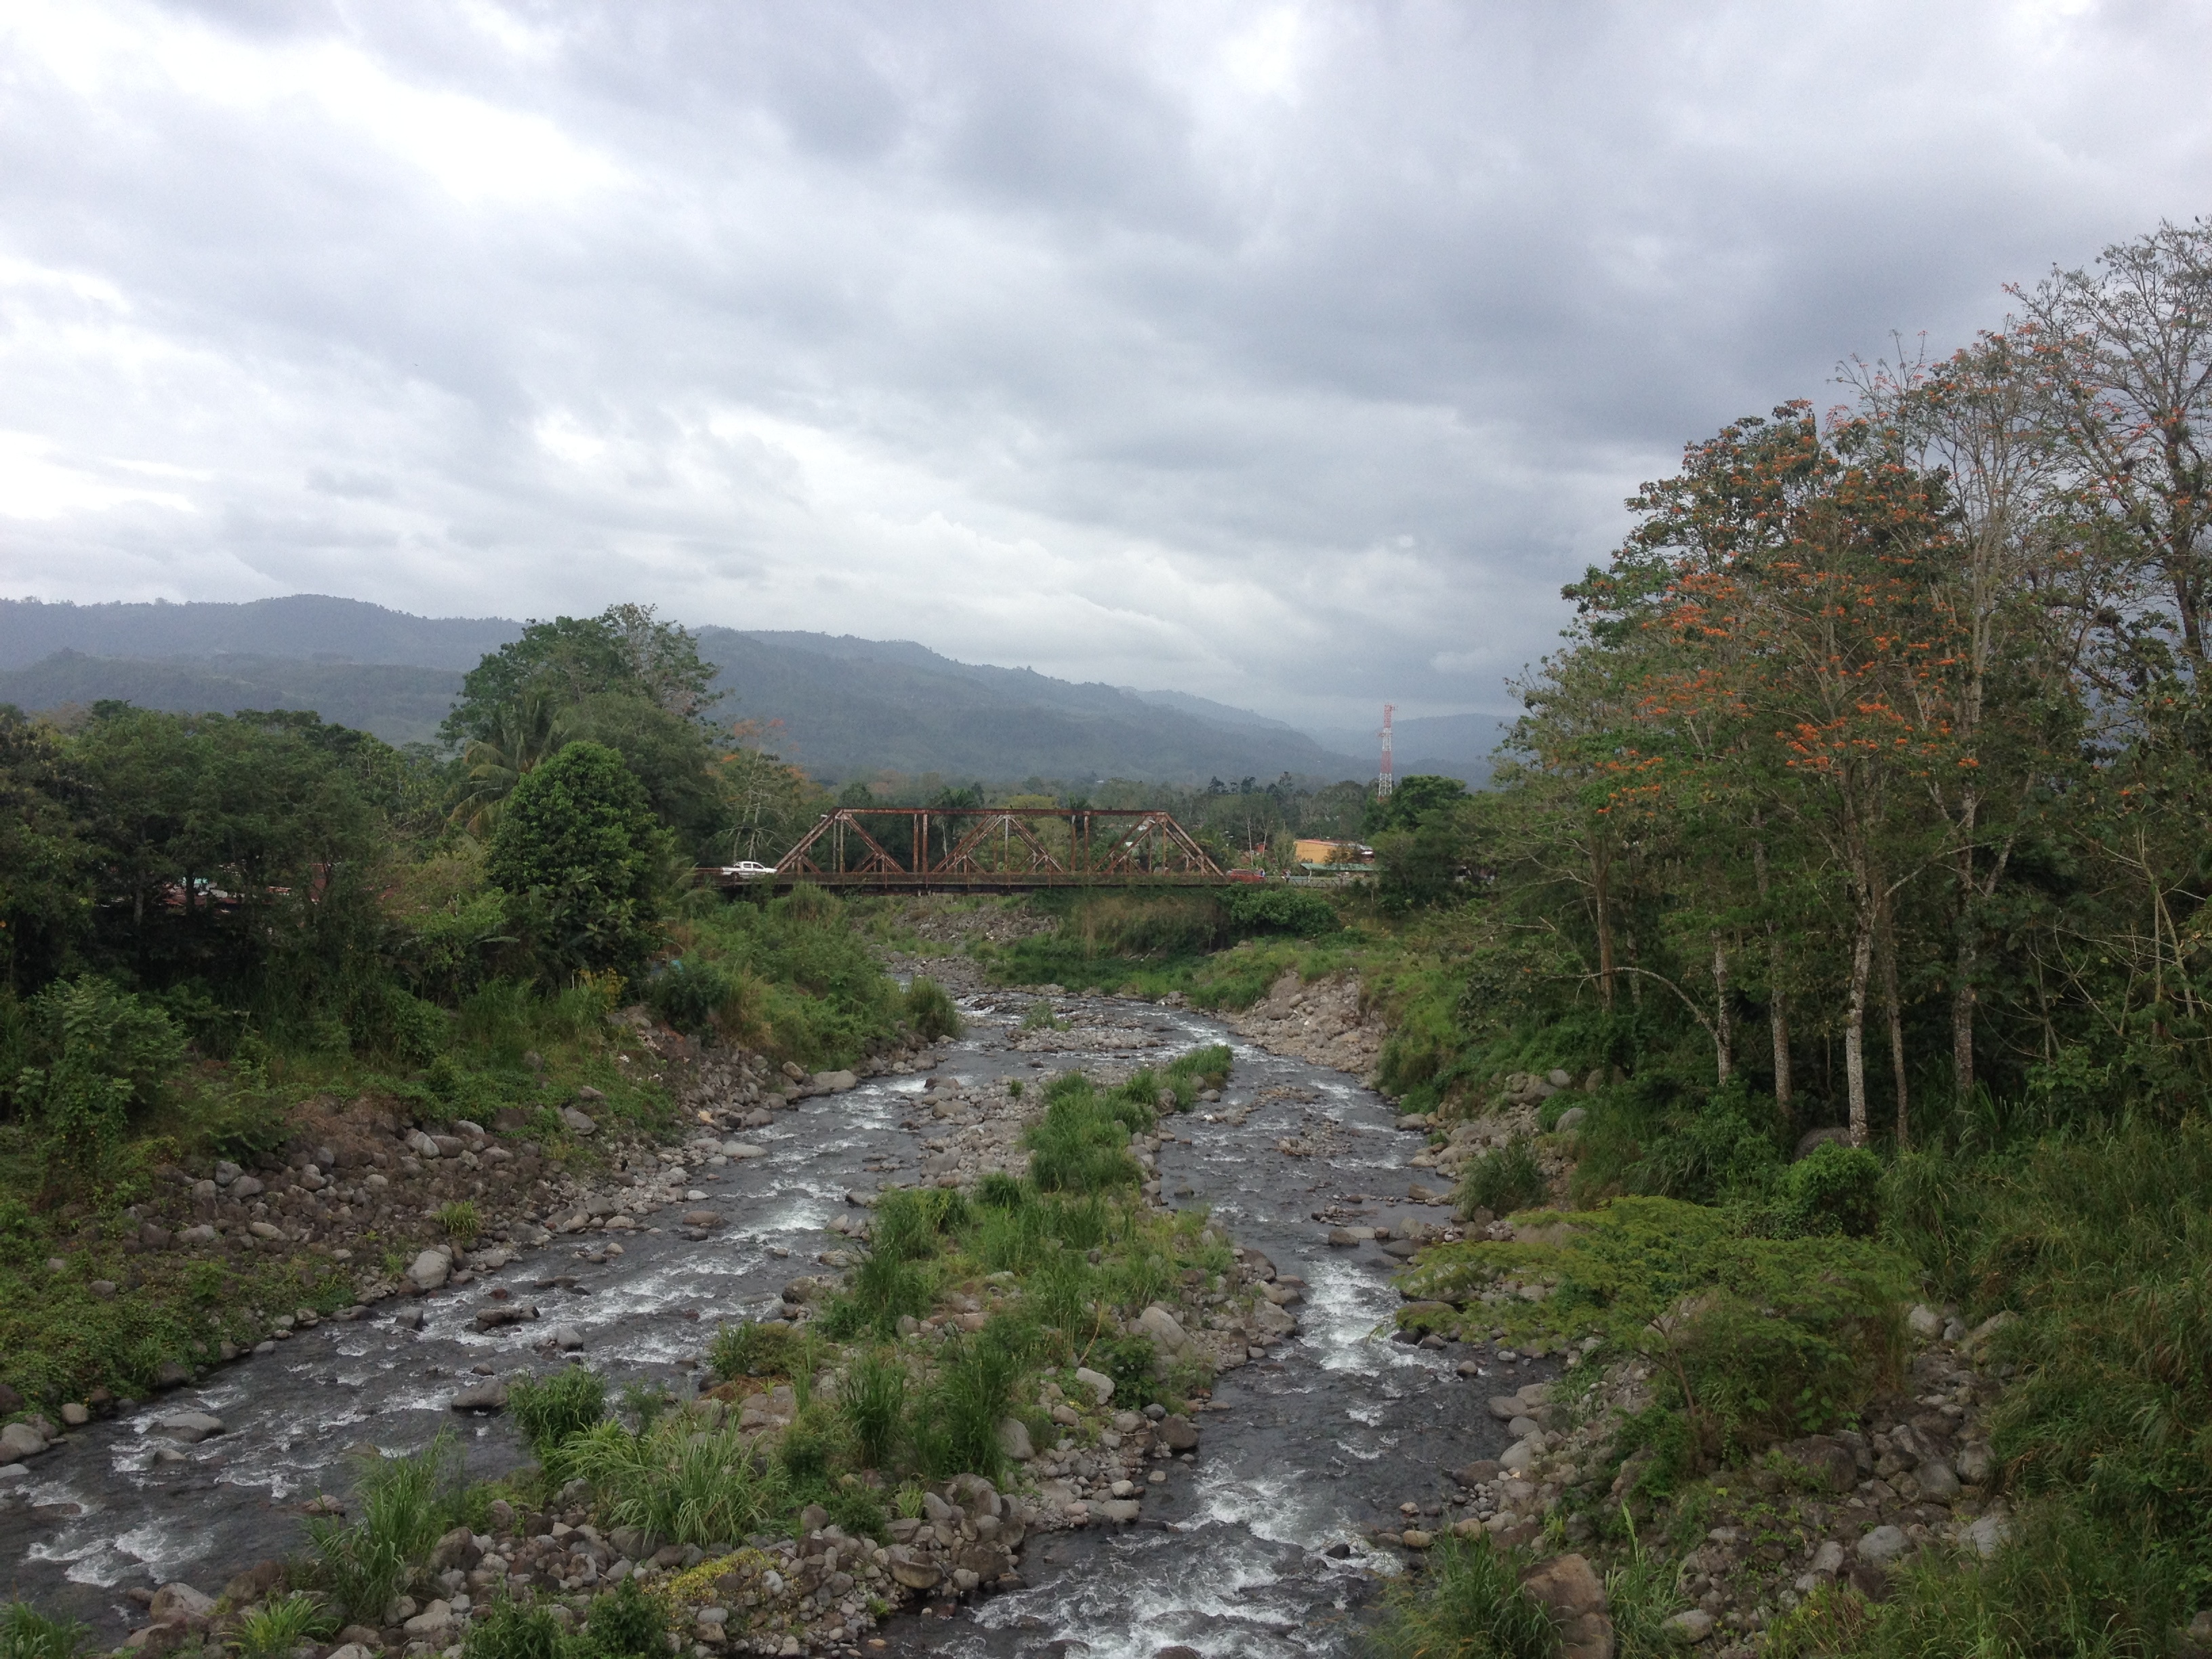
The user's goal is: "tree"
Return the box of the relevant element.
[487,742,672,975]
[442,605,722,747]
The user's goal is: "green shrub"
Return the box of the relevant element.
[828,1249,935,1338]
[230,1594,333,1659]
[436,1200,482,1245]
[0,1602,88,1659]
[1165,1042,1233,1092]
[975,1170,1027,1210]
[913,1334,1019,1481]
[904,977,963,1042]
[1223,886,1339,938]
[460,1595,565,1659]
[1371,1534,1559,1659]
[708,1321,800,1382]
[645,958,739,1035]
[838,1348,908,1469]
[1024,1079,1143,1193]
[1092,1333,1160,1406]
[575,1576,668,1659]
[508,1366,607,1457]
[12,977,186,1177]
[1458,1140,1547,1217]
[1019,1000,1065,1032]
[566,1418,781,1547]
[1776,1142,1883,1237]
[487,741,672,975]
[777,1401,839,1486]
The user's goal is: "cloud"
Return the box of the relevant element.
[1,0,2208,727]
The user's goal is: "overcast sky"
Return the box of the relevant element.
[1,1,2207,729]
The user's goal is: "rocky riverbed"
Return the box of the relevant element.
[0,947,1540,1659]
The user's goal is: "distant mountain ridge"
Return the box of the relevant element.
[0,599,1401,783]
[0,596,518,671]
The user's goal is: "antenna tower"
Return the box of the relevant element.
[1377,703,1395,798]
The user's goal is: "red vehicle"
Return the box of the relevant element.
[1225,868,1267,884]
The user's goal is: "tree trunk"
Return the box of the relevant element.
[1881,916,1909,1148]
[1711,934,1733,1086]
[1752,827,1792,1113]
[1591,833,1616,1015]
[1951,933,1976,1102]
[1845,899,1873,1147]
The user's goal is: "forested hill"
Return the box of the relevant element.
[0,600,1380,784]
[694,629,1370,783]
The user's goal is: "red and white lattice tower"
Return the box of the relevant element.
[1378,703,1395,799]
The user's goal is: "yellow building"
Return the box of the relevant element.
[1293,838,1372,866]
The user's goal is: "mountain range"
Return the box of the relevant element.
[0,596,1504,785]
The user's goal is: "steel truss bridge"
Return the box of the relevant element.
[699,806,1233,892]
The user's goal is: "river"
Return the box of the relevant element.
[0,990,1536,1658]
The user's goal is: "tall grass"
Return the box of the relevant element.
[306,1431,464,1621]
[838,1348,908,1469]
[508,1366,607,1462]
[565,1417,783,1547]
[1458,1139,1547,1217]
[0,1603,88,1659]
[1369,1535,1559,1659]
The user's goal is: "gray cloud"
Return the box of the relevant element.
[1,0,2208,729]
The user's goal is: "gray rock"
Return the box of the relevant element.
[1134,1305,1188,1351]
[996,1418,1034,1461]
[1856,1524,1910,1565]
[560,1107,598,1134]
[408,1130,441,1158]
[1546,1068,1572,1088]
[1487,1395,1525,1421]
[1956,1442,1994,1484]
[1158,1414,1199,1452]
[1553,1106,1588,1134]
[0,1424,46,1460]
[1907,1303,1944,1339]
[150,1412,224,1443]
[1098,1498,1143,1523]
[1073,1366,1115,1404]
[550,1325,585,1351]
[407,1249,452,1291]
[1663,1610,1715,1643]
[449,1381,508,1412]
[1915,1458,1962,1500]
[1810,1541,1845,1575]
[1966,1512,2011,1559]
[1507,1414,1540,1440]
[148,1583,214,1622]
[177,1225,217,1246]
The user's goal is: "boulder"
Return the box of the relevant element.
[1966,1511,2011,1559]
[885,1547,939,1591]
[1073,1366,1115,1404]
[1487,1395,1525,1422]
[1915,1458,1962,1501]
[996,1418,1034,1461]
[1663,1609,1715,1644]
[1907,1303,1944,1339]
[149,1412,224,1444]
[147,1584,214,1622]
[407,1130,441,1160]
[0,1423,47,1460]
[550,1325,585,1351]
[430,1526,482,1571]
[1519,1554,1611,1659]
[407,1249,452,1291]
[449,1380,508,1412]
[403,1600,455,1639]
[1776,1434,1858,1494]
[560,1107,598,1134]
[1158,1414,1199,1452]
[813,1070,859,1093]
[1856,1524,1910,1565]
[1134,1305,1188,1351]
[472,1305,538,1330]
[1554,1106,1589,1134]
[1098,1498,1143,1523]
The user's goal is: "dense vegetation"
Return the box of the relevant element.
[1343,218,2212,1657]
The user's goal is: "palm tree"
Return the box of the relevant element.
[449,687,571,837]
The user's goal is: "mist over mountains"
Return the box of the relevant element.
[0,597,1502,785]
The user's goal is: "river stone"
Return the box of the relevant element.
[59,1404,87,1428]
[886,1547,939,1590]
[1454,1459,1500,1486]
[1507,1414,1540,1440]
[1134,1305,1187,1350]
[473,1305,537,1331]
[247,1221,281,1240]
[997,1418,1034,1461]
[1554,1106,1589,1134]
[1966,1511,2011,1558]
[177,1225,217,1246]
[1519,1553,1610,1658]
[1956,1442,1994,1483]
[813,1069,859,1093]
[1664,1610,1715,1643]
[1073,1366,1115,1404]
[407,1249,452,1291]
[1158,1414,1199,1452]
[681,1211,722,1229]
[1488,1395,1525,1421]
[550,1325,585,1351]
[1907,1303,1944,1338]
[1856,1524,1910,1565]
[150,1412,224,1443]
[449,1380,508,1412]
[1098,1498,1143,1523]
[0,1424,47,1460]
[148,1583,214,1623]
[326,1645,374,1659]
[1916,1458,1963,1500]
[722,1143,766,1159]
[229,1176,265,1199]
[407,1130,441,1159]
[403,1601,454,1638]
[1500,1440,1539,1473]
[560,1107,598,1134]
